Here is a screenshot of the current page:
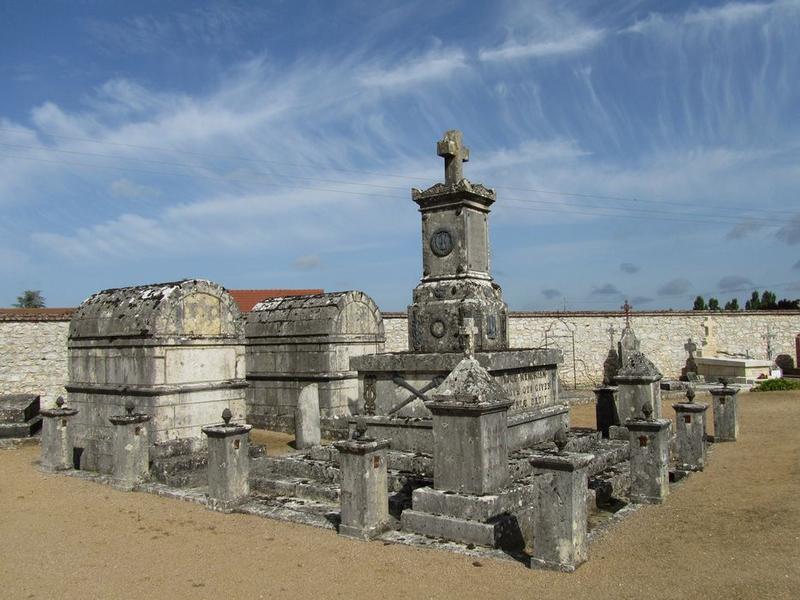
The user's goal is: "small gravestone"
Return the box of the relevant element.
[294,383,321,449]
[0,394,42,439]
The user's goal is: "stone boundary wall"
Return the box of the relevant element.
[383,311,800,389]
[0,310,72,406]
[2,309,799,401]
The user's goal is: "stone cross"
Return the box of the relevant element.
[606,324,616,344]
[437,130,469,185]
[621,299,632,327]
[684,338,697,358]
[763,326,776,360]
[460,317,479,357]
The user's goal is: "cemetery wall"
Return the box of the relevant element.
[0,312,71,405]
[1,310,799,398]
[383,311,800,389]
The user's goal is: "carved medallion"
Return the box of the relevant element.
[430,228,454,257]
[430,320,446,338]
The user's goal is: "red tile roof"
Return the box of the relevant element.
[0,308,76,321]
[228,289,323,312]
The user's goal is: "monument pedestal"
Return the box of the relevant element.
[0,394,42,439]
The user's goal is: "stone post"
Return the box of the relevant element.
[672,388,708,472]
[626,402,671,504]
[709,383,739,442]
[108,400,151,490]
[333,428,390,540]
[40,397,78,471]
[425,357,513,495]
[529,432,594,572]
[294,383,321,449]
[593,385,619,438]
[202,408,253,511]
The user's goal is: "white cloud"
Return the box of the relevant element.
[684,2,773,26]
[291,254,322,270]
[109,178,160,199]
[359,48,469,88]
[479,29,604,62]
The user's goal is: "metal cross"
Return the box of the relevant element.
[621,299,632,327]
[460,317,479,357]
[437,130,469,185]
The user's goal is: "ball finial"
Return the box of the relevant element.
[642,401,653,420]
[554,427,568,454]
[221,408,232,425]
[56,396,65,408]
[125,399,135,415]
[686,387,696,403]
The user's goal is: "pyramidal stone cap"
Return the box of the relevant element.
[428,356,512,408]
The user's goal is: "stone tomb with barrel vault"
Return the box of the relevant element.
[67,279,247,473]
[350,130,566,451]
[245,291,385,432]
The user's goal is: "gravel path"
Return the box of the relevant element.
[1,391,798,599]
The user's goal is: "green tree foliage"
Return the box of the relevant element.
[707,297,720,310]
[724,298,740,311]
[693,296,706,310]
[745,291,760,310]
[13,290,45,308]
[760,290,778,310]
[777,298,800,309]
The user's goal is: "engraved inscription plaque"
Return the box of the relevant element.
[430,320,446,338]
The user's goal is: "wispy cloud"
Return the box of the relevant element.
[657,278,691,296]
[684,2,773,26]
[359,48,469,88]
[291,254,322,270]
[592,283,622,296]
[541,288,561,299]
[718,275,754,292]
[479,28,604,62]
[777,214,800,245]
[726,218,769,240]
[110,178,160,200]
[620,262,639,274]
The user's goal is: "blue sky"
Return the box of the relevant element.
[1,0,799,311]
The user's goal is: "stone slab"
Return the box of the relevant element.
[0,394,40,424]
[0,416,42,439]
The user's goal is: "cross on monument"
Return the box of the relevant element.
[437,130,469,185]
[606,323,617,344]
[621,299,632,327]
[684,337,697,358]
[460,317,479,357]
[763,325,776,360]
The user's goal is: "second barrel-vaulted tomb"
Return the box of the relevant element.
[245,291,385,431]
[67,279,247,473]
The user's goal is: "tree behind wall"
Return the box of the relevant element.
[13,290,45,308]
[708,297,720,311]
[693,296,706,310]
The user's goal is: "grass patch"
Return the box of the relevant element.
[752,378,800,392]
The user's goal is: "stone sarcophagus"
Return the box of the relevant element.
[245,291,384,432]
[67,279,247,473]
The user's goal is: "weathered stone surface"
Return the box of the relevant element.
[529,452,593,571]
[672,398,708,471]
[0,393,42,439]
[246,291,384,431]
[709,386,739,442]
[626,417,671,504]
[294,383,321,449]
[108,404,151,490]
[67,279,246,473]
[333,437,390,540]
[426,357,512,495]
[40,400,78,471]
[202,414,253,511]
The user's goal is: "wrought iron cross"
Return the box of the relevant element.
[460,317,479,357]
[437,130,469,185]
[621,299,632,327]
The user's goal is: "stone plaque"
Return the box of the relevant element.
[430,229,454,257]
[430,320,446,338]
[486,314,497,340]
[493,368,556,412]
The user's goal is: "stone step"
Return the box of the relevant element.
[250,473,341,503]
[400,510,524,550]
[589,461,631,507]
[240,495,340,530]
[0,416,42,439]
[150,453,208,488]
[252,455,341,483]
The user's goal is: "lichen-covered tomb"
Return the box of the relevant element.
[351,129,565,450]
[67,279,246,473]
[34,130,735,574]
[245,291,384,431]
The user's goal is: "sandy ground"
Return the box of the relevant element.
[1,392,798,600]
